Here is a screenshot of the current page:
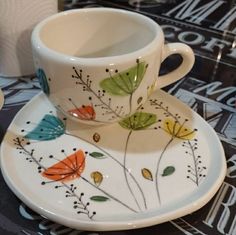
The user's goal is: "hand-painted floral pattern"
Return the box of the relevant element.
[71,60,148,122]
[68,105,96,120]
[119,112,157,130]
[71,67,124,121]
[118,111,157,210]
[149,99,202,204]
[36,68,50,95]
[24,114,65,141]
[42,150,85,182]
[13,94,208,219]
[100,60,148,96]
[162,118,196,140]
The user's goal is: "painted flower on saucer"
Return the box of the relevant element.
[13,92,208,219]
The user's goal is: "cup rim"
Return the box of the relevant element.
[31,7,163,65]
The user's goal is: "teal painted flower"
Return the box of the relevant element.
[119,112,156,130]
[25,114,65,140]
[100,60,148,96]
[36,68,50,95]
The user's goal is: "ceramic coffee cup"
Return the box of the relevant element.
[31,8,194,125]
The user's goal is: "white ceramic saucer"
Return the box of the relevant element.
[0,88,4,110]
[0,90,226,231]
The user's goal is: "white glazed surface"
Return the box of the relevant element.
[31,8,195,125]
[1,90,226,231]
[39,9,157,58]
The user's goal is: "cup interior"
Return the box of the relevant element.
[39,9,158,58]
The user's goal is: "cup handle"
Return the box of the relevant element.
[154,43,195,90]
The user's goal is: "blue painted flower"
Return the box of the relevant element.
[36,68,50,95]
[25,115,65,141]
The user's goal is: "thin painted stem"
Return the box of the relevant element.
[72,68,122,118]
[155,137,174,205]
[123,130,142,211]
[129,93,133,115]
[62,183,95,219]
[15,137,137,213]
[14,137,46,170]
[187,140,199,186]
[65,132,147,210]
[81,176,137,213]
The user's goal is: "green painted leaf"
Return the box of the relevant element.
[36,68,50,95]
[141,168,153,181]
[25,115,65,141]
[90,195,110,202]
[162,166,175,176]
[89,152,106,159]
[119,112,157,130]
[100,61,148,96]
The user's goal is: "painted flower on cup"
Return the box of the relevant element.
[68,105,96,120]
[100,60,148,96]
[119,111,157,130]
[36,68,50,95]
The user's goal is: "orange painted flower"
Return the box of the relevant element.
[68,105,96,120]
[42,150,85,182]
